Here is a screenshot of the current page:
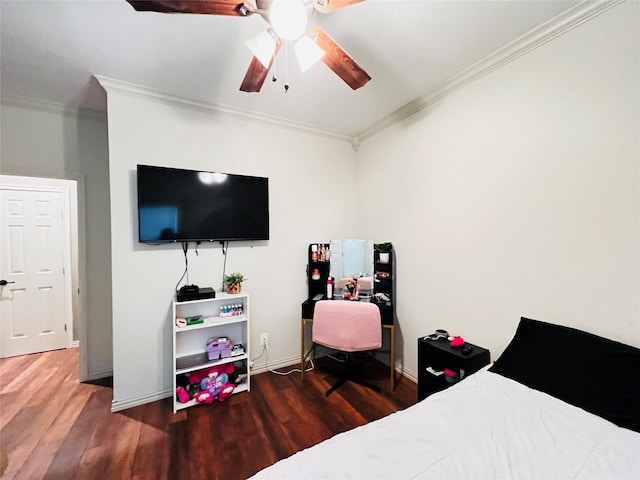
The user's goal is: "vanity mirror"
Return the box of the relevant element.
[329,239,374,296]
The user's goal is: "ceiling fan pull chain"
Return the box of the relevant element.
[284,42,290,93]
[272,46,278,83]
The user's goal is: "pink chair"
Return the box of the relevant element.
[312,300,382,397]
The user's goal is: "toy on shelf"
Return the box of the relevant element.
[201,373,228,397]
[176,374,201,404]
[176,386,190,403]
[207,337,234,360]
[231,343,245,356]
[176,363,237,404]
[200,372,235,402]
[189,363,235,384]
[194,389,214,404]
[217,383,235,402]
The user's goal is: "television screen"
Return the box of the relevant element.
[137,164,269,243]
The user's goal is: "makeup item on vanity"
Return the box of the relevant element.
[311,269,320,281]
[326,276,334,299]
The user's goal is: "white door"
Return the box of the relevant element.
[0,186,69,357]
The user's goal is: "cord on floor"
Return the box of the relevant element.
[251,344,315,376]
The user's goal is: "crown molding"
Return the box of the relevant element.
[0,94,107,121]
[94,75,352,143]
[356,0,624,142]
[3,1,621,151]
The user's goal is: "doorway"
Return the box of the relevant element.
[0,175,78,358]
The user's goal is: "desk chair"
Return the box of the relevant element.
[312,300,382,397]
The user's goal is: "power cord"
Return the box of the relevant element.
[250,343,267,364]
[174,242,190,291]
[220,241,228,291]
[327,353,346,363]
[268,344,315,375]
[250,344,315,375]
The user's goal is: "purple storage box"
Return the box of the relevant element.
[207,337,234,361]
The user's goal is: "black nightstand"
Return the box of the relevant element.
[418,337,490,401]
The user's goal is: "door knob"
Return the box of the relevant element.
[0,280,16,286]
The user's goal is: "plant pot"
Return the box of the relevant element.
[226,283,242,294]
[379,252,390,264]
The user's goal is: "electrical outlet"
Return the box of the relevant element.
[260,332,269,346]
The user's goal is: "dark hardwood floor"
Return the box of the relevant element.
[1,349,417,479]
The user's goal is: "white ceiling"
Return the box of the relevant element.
[1,0,581,138]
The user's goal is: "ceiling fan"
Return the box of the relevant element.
[126,0,371,93]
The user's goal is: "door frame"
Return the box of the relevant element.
[0,175,78,351]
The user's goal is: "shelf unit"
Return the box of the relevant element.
[417,337,490,401]
[373,243,394,325]
[172,293,250,413]
[307,243,331,299]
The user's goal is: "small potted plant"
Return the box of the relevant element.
[223,272,246,294]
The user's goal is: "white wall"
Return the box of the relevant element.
[0,103,113,379]
[357,0,640,378]
[102,92,358,409]
[4,0,637,409]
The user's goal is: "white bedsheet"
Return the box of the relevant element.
[251,368,640,479]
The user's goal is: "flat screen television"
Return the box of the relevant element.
[136,164,269,243]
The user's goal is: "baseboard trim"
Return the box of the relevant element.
[109,356,415,412]
[399,362,417,384]
[255,354,417,385]
[251,354,302,375]
[82,369,113,383]
[111,389,172,413]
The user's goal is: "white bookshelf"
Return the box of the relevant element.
[172,292,250,413]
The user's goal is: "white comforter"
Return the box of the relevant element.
[251,368,640,479]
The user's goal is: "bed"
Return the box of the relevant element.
[250,317,640,479]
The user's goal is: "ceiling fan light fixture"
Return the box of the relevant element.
[244,30,277,68]
[295,35,325,72]
[270,0,308,41]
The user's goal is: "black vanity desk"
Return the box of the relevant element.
[300,296,396,390]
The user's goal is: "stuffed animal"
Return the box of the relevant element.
[200,373,228,396]
[189,363,235,385]
[176,386,190,403]
[217,382,235,402]
[194,389,214,404]
[200,372,236,401]
[176,380,201,403]
[180,364,237,404]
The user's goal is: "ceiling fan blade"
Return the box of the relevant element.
[314,0,365,14]
[126,0,253,16]
[240,37,282,92]
[309,27,370,90]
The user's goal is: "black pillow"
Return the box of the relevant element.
[489,317,640,433]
